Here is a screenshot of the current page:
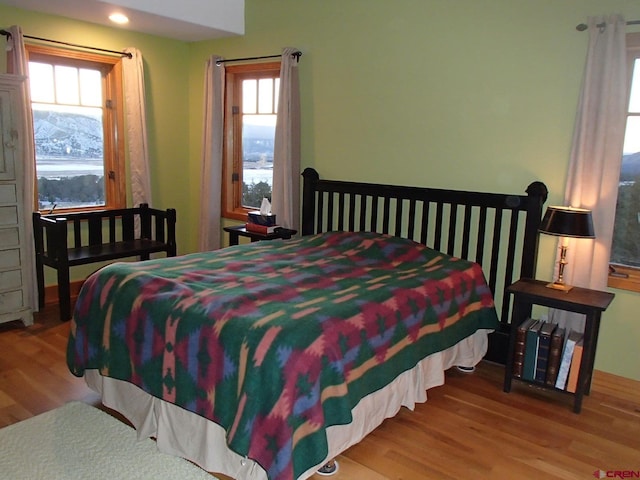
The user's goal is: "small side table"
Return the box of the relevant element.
[504,278,614,413]
[223,225,297,246]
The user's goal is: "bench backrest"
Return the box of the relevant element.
[33,204,177,260]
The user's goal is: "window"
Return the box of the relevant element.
[609,33,640,291]
[26,45,125,212]
[222,62,280,220]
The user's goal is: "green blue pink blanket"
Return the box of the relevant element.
[67,231,498,480]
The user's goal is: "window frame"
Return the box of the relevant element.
[222,61,280,221]
[25,44,126,213]
[608,32,640,292]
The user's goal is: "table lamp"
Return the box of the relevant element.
[539,206,595,292]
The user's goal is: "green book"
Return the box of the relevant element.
[522,320,542,381]
[513,317,537,378]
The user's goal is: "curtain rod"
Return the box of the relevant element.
[576,19,640,31]
[0,29,132,58]
[216,51,301,66]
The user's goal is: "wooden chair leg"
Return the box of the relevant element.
[35,257,45,309]
[57,268,71,321]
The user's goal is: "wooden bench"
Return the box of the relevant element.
[33,204,177,321]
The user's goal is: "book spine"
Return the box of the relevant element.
[555,336,577,390]
[535,328,552,383]
[566,340,584,393]
[522,321,540,381]
[512,320,530,378]
[545,328,564,386]
[245,223,276,234]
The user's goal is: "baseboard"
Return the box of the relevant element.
[43,281,84,307]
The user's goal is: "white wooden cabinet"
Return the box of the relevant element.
[0,74,33,326]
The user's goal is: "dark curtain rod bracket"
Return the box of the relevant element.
[576,19,640,31]
[0,29,132,58]
[216,51,302,66]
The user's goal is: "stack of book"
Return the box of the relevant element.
[246,210,279,234]
[245,223,279,234]
[512,318,584,392]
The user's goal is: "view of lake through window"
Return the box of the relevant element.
[241,77,278,209]
[611,151,640,268]
[611,56,640,269]
[29,61,106,210]
[242,118,275,207]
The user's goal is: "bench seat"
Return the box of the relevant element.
[65,239,173,266]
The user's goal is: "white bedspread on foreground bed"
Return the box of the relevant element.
[85,329,489,480]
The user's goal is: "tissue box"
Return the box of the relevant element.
[247,211,277,226]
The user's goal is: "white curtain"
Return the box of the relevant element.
[123,47,152,226]
[7,25,38,312]
[198,56,225,251]
[272,48,301,232]
[550,15,627,332]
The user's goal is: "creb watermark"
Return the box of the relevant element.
[593,471,640,479]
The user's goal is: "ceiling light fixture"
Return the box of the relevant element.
[109,13,129,25]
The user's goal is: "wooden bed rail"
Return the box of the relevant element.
[33,203,177,321]
[301,167,548,364]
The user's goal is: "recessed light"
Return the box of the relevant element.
[109,13,129,25]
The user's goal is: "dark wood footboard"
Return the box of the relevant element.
[301,168,548,364]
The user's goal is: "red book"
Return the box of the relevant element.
[245,223,278,234]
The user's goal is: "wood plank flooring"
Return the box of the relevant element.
[1,304,638,479]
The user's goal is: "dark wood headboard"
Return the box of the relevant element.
[300,167,548,364]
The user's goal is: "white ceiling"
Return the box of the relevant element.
[0,0,244,41]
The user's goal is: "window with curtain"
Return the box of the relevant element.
[222,61,280,220]
[610,32,640,292]
[26,45,126,212]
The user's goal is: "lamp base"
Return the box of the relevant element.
[546,281,573,293]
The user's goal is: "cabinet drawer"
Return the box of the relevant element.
[0,205,18,226]
[0,289,23,311]
[0,248,20,269]
[0,269,21,290]
[0,226,19,248]
[0,184,17,204]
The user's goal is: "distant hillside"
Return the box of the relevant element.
[243,123,275,140]
[33,110,103,159]
[622,152,640,180]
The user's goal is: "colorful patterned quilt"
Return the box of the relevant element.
[67,231,498,480]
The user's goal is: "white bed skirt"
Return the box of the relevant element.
[85,329,489,480]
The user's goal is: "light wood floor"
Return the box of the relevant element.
[1,304,638,479]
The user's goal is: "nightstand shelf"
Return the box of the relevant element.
[224,225,297,246]
[503,278,614,413]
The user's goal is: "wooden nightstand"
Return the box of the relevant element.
[223,225,297,246]
[503,278,614,413]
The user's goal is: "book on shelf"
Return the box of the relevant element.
[522,319,542,381]
[513,317,537,378]
[566,338,584,393]
[245,222,279,234]
[545,326,565,387]
[534,321,557,383]
[554,330,583,390]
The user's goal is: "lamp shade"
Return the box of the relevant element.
[539,206,595,238]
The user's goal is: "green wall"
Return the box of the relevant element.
[189,0,640,381]
[3,0,639,380]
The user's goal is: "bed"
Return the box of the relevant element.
[67,168,548,480]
